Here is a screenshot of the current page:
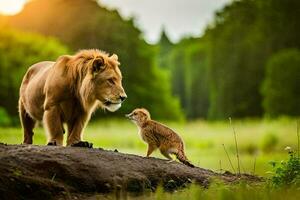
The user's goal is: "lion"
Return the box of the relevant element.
[19,49,127,147]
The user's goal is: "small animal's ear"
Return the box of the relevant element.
[110,54,118,61]
[92,57,105,76]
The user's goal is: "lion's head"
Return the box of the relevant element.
[44,49,127,113]
[75,49,127,112]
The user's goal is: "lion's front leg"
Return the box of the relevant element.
[44,106,64,146]
[67,116,93,148]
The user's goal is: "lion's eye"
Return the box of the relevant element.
[108,78,115,85]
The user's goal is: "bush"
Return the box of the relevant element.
[242,143,258,155]
[0,28,69,118]
[0,107,11,126]
[261,132,278,153]
[270,150,300,187]
[262,49,300,117]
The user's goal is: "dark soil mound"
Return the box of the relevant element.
[0,144,262,199]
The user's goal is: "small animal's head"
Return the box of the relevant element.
[126,108,151,125]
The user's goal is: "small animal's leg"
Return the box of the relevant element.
[146,144,156,157]
[160,149,173,160]
[19,100,36,144]
[43,106,64,146]
[166,160,176,163]
[67,116,93,148]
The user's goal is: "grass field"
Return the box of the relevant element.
[1,117,299,199]
[0,117,298,176]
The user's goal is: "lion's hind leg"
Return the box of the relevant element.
[19,99,36,144]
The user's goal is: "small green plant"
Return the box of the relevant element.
[269,148,300,187]
[222,143,236,173]
[13,169,22,176]
[229,117,241,175]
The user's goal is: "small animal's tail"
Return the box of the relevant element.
[176,149,195,168]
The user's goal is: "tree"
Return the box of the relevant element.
[207,0,266,119]
[185,44,209,119]
[157,28,173,69]
[206,0,300,119]
[262,49,300,117]
[0,28,69,123]
[160,37,209,119]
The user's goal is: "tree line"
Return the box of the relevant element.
[0,0,299,125]
[159,0,300,119]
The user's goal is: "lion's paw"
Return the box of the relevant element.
[71,141,93,148]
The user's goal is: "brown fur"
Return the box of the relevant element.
[126,108,194,167]
[19,49,127,146]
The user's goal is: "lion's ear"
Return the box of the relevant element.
[92,57,105,76]
[110,54,120,66]
[44,55,71,110]
[110,54,118,61]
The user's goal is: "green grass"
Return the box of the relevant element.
[0,117,298,176]
[0,119,297,176]
[88,182,300,200]
[149,182,300,200]
[1,118,299,199]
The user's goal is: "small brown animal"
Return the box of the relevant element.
[126,108,194,167]
[19,49,127,147]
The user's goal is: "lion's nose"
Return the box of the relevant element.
[120,94,127,102]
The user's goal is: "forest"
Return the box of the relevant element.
[0,0,298,125]
[159,0,300,119]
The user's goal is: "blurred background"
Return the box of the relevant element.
[0,0,299,175]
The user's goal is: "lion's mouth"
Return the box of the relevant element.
[103,100,122,112]
[104,100,120,106]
